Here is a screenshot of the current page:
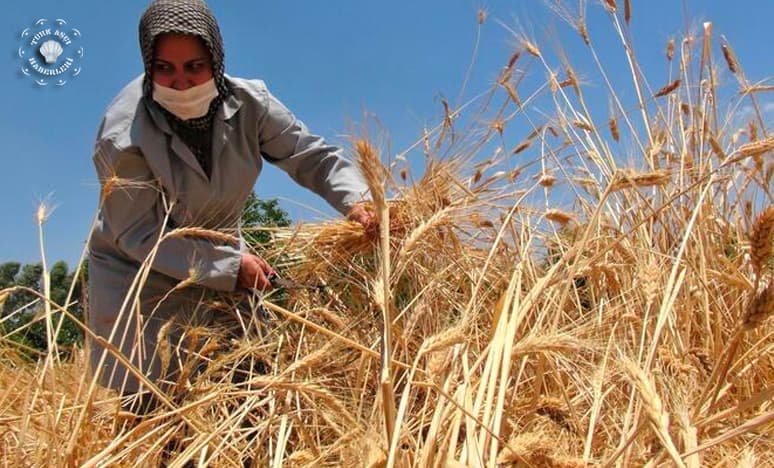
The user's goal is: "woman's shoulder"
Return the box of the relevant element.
[225,75,278,113]
[226,75,268,99]
[225,75,296,122]
[97,74,146,147]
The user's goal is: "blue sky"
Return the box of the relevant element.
[1,1,772,268]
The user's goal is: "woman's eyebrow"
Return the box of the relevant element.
[153,57,208,64]
[184,57,210,64]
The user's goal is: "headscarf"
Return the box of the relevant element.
[138,0,230,177]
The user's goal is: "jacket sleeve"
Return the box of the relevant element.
[93,138,242,292]
[256,89,370,215]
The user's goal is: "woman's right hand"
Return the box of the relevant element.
[237,253,276,290]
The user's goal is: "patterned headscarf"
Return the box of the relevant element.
[138,0,230,177]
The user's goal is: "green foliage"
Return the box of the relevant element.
[241,192,293,307]
[241,192,291,248]
[2,263,43,329]
[0,262,21,288]
[0,260,85,357]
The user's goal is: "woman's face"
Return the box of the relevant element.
[152,33,213,90]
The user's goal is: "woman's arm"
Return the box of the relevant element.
[93,138,242,291]
[256,90,370,215]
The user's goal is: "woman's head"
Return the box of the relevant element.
[152,33,212,89]
[138,0,229,97]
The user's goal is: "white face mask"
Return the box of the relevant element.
[152,78,218,120]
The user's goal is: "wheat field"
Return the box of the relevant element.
[1,2,772,467]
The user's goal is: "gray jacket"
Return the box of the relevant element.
[88,74,368,392]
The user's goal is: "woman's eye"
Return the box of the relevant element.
[186,62,207,73]
[153,62,172,74]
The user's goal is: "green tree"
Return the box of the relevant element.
[1,262,44,354]
[1,263,43,328]
[240,193,293,305]
[0,260,84,356]
[0,262,20,289]
[241,192,291,248]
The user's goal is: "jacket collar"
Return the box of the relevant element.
[141,75,243,181]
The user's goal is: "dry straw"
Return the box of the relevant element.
[2,3,772,466]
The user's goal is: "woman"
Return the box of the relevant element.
[87,0,372,403]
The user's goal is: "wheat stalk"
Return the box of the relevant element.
[545,209,577,225]
[743,280,774,330]
[654,79,681,98]
[739,136,774,158]
[609,169,671,191]
[162,227,239,245]
[750,206,774,279]
[621,359,686,467]
[355,138,397,449]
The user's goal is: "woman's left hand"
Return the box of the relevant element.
[347,203,376,230]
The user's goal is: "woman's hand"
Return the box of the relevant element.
[347,203,377,231]
[237,253,275,290]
